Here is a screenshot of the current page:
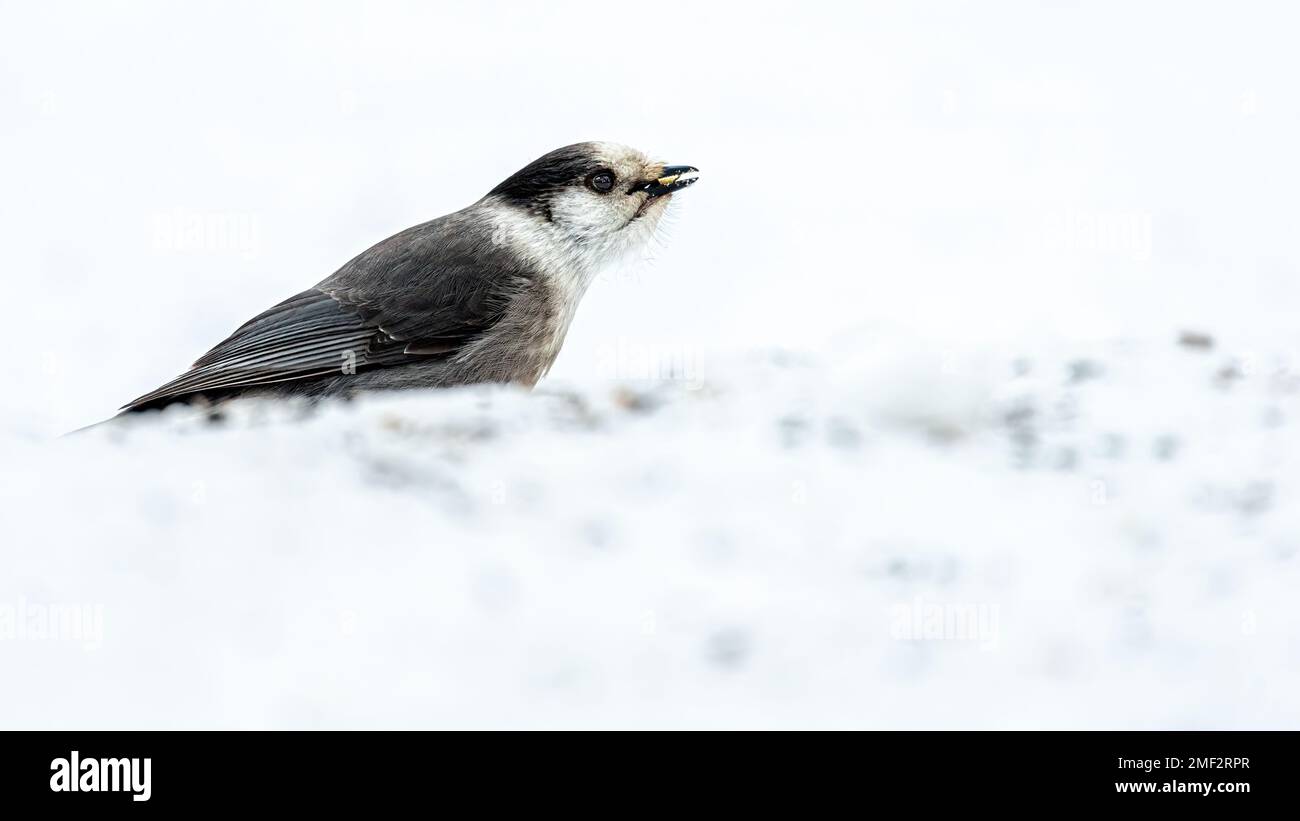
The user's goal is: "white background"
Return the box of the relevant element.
[3,1,1299,430]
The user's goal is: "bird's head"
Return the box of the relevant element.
[483,142,699,264]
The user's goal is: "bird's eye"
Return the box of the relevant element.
[587,171,615,193]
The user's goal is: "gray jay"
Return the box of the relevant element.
[122,142,699,412]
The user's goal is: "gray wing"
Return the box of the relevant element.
[123,213,531,411]
[122,289,404,410]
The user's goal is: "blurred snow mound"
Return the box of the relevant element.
[2,334,1299,728]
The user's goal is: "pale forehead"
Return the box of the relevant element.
[590,142,657,177]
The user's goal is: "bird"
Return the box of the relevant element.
[120,142,699,413]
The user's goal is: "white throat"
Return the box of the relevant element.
[479,195,651,311]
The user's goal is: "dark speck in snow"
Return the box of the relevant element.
[706,628,752,671]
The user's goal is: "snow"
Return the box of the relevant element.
[3,330,1298,729]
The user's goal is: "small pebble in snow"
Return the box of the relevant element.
[778,415,811,448]
[1237,481,1273,516]
[1215,361,1245,386]
[611,387,659,414]
[706,629,752,671]
[1178,330,1214,350]
[1067,359,1103,383]
[1152,434,1180,461]
[826,417,862,450]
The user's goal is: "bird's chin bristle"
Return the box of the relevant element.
[633,193,669,220]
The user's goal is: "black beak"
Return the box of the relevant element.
[632,165,700,198]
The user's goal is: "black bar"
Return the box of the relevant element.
[1,730,1287,809]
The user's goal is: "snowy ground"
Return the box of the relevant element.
[3,329,1298,729]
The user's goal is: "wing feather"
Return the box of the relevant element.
[123,212,537,411]
[123,290,398,410]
